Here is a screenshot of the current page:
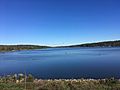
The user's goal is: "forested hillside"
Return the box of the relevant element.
[65,40,120,47]
[0,45,49,51]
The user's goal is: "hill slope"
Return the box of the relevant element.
[59,40,120,48]
[0,45,50,52]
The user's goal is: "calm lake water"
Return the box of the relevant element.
[0,47,120,79]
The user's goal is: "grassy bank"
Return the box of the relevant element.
[1,74,120,90]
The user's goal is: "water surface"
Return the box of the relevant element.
[0,47,120,79]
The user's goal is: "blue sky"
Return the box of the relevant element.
[0,0,120,46]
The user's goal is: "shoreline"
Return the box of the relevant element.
[0,74,119,81]
[0,40,120,52]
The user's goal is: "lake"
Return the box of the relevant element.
[0,47,120,79]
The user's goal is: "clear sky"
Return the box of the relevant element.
[0,0,120,46]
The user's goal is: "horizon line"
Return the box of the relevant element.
[0,39,119,47]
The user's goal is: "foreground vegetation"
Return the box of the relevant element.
[0,45,49,52]
[1,74,120,90]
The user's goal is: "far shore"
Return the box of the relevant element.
[0,40,120,52]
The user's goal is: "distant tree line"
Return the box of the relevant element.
[0,45,49,52]
[0,40,120,51]
[66,40,120,47]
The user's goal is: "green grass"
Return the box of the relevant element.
[1,75,120,90]
[0,83,24,90]
[1,80,120,90]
